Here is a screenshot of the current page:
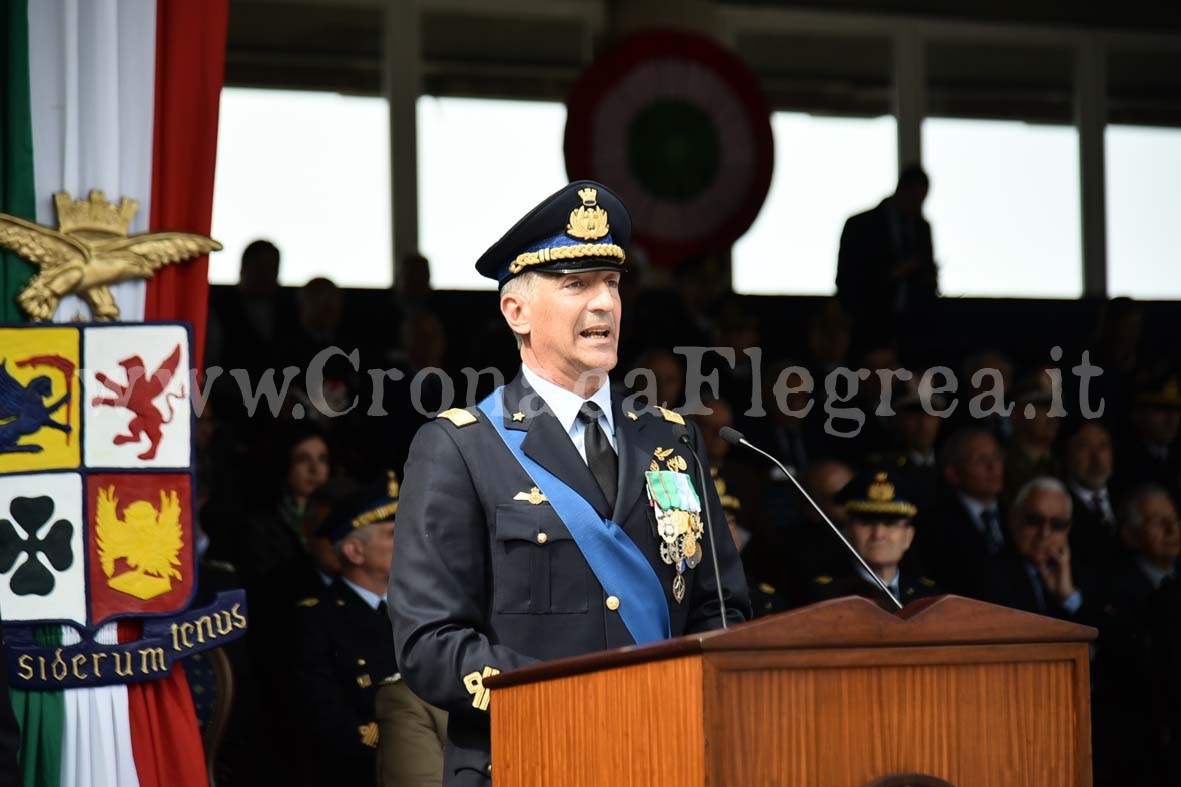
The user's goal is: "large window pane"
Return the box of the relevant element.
[418,97,568,290]
[923,117,1081,298]
[211,88,392,287]
[1107,124,1181,299]
[733,113,897,295]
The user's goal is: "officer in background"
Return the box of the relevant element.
[716,471,785,618]
[389,181,750,785]
[807,469,940,610]
[293,476,400,787]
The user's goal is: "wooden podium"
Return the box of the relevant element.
[485,596,1096,787]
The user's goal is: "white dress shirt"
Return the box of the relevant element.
[342,577,385,611]
[521,364,617,463]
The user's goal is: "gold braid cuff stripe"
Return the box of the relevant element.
[508,243,625,275]
[846,501,918,518]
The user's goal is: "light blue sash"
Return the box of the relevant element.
[477,389,671,645]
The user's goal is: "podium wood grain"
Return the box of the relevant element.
[488,596,1094,787]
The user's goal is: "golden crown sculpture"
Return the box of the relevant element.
[0,189,221,322]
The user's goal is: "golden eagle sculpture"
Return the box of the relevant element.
[95,485,185,600]
[0,190,222,321]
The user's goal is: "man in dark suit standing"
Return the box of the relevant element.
[389,181,750,786]
[836,164,938,342]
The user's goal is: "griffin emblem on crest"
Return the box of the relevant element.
[92,345,186,460]
[95,486,184,601]
[0,190,221,321]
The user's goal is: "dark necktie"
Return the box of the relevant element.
[578,401,617,509]
[377,600,388,618]
[980,507,1003,553]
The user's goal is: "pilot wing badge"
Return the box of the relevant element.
[645,469,704,604]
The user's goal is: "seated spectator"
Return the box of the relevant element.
[870,378,945,520]
[1094,485,1180,786]
[1115,374,1181,499]
[695,396,776,586]
[923,428,1006,596]
[1109,484,1179,612]
[805,469,940,610]
[629,348,685,410]
[294,476,401,787]
[952,350,1014,442]
[781,460,856,603]
[1003,372,1061,501]
[1061,420,1120,573]
[716,472,786,618]
[981,477,1097,622]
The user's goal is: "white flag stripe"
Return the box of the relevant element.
[60,624,140,787]
[28,0,158,323]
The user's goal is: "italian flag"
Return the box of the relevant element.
[1,1,228,785]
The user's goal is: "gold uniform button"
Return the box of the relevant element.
[606,595,620,611]
[357,659,367,667]
[536,532,548,544]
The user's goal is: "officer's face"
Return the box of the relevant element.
[846,517,914,573]
[345,520,397,579]
[516,271,622,391]
[1123,492,1180,568]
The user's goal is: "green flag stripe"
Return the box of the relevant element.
[3,9,62,787]
[1,0,37,324]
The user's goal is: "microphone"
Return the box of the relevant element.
[671,423,730,628]
[718,426,903,611]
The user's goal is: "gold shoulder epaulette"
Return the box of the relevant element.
[438,408,477,427]
[757,582,777,595]
[655,406,684,425]
[297,597,319,607]
[812,575,832,585]
[919,576,936,587]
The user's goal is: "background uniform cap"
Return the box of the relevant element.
[836,469,919,519]
[475,180,631,287]
[317,472,400,543]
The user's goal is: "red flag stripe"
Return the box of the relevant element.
[132,1,229,782]
[142,0,230,374]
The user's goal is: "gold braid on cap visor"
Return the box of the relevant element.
[508,243,626,275]
[845,500,918,518]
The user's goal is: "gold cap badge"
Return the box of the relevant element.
[566,187,610,241]
[867,472,895,502]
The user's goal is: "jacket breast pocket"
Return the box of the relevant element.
[493,504,588,615]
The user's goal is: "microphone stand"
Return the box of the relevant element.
[721,427,903,611]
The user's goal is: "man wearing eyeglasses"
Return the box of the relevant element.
[983,476,1097,620]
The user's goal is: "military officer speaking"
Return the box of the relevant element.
[388,181,750,785]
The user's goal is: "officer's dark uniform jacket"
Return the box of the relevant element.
[805,568,941,609]
[389,372,751,785]
[294,578,397,787]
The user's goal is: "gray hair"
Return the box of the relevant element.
[1012,476,1072,517]
[1118,483,1172,534]
[333,526,375,564]
[500,271,541,350]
